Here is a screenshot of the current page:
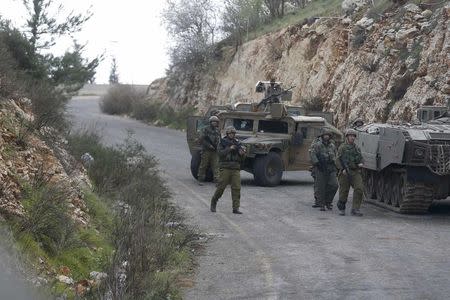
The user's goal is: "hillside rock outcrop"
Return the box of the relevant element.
[149,2,449,128]
[0,99,90,224]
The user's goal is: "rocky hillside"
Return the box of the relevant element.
[148,1,449,128]
[0,98,112,297]
[0,99,89,223]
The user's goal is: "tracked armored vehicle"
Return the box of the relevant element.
[187,81,342,186]
[356,102,450,213]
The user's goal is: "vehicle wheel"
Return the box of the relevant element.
[363,170,376,199]
[253,152,284,187]
[375,173,385,203]
[391,174,400,208]
[190,151,213,182]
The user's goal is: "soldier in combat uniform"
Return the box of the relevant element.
[210,126,246,214]
[335,129,364,216]
[309,129,338,211]
[198,116,220,184]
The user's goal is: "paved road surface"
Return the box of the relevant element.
[69,96,450,300]
[0,226,46,300]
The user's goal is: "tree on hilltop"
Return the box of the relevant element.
[109,57,119,84]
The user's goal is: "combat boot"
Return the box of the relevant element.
[232,209,243,214]
[210,202,216,213]
[339,209,345,216]
[337,201,346,211]
[351,209,363,217]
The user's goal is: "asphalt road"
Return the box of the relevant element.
[68,96,450,300]
[0,226,46,300]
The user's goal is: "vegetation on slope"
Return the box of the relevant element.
[68,130,198,299]
[99,84,196,130]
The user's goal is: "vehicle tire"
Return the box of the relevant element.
[190,151,213,182]
[253,152,284,187]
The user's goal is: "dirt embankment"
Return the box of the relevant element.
[148,2,449,128]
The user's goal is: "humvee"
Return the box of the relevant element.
[356,99,450,213]
[186,81,342,186]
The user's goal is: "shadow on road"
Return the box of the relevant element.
[240,179,313,187]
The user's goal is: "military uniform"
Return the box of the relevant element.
[309,136,338,210]
[310,165,319,207]
[309,137,321,207]
[198,124,220,182]
[210,133,246,213]
[335,139,364,215]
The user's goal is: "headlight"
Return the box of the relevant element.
[414,148,425,158]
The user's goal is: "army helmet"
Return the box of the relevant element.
[319,128,334,137]
[209,116,219,123]
[345,128,358,137]
[225,126,237,134]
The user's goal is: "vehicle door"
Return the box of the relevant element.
[289,123,320,170]
[186,116,209,154]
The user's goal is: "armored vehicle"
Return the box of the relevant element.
[356,101,450,213]
[187,81,342,186]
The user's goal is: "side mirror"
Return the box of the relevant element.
[292,132,303,146]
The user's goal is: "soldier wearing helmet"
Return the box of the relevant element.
[197,115,221,184]
[309,128,338,211]
[335,128,364,216]
[210,126,246,214]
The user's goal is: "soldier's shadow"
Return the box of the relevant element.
[240,179,313,187]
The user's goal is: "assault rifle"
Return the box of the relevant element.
[256,85,296,109]
[203,135,217,151]
[221,138,246,154]
[339,156,353,182]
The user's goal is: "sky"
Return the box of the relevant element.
[1,0,170,84]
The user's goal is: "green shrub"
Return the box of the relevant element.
[132,98,160,121]
[133,100,196,130]
[27,80,69,131]
[21,184,77,255]
[160,105,196,130]
[99,84,196,130]
[67,130,129,195]
[68,130,197,299]
[99,84,145,115]
[301,96,325,111]
[352,27,367,49]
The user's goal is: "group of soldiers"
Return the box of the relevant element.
[197,115,365,216]
[198,116,246,214]
[309,127,364,216]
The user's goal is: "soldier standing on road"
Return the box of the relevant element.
[210,126,246,214]
[309,130,338,211]
[198,116,221,185]
[335,129,364,216]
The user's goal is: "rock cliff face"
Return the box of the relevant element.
[149,2,449,128]
[0,99,90,225]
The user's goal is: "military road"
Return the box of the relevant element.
[69,96,450,300]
